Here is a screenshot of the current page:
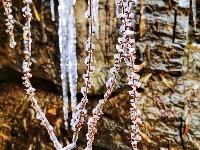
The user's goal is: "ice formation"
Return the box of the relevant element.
[68,1,77,128]
[58,0,69,129]
[50,0,55,21]
[58,0,77,130]
[93,0,99,38]
[192,0,196,30]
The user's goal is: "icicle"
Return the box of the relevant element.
[93,0,99,38]
[50,0,55,21]
[58,0,77,130]
[68,1,78,129]
[192,0,196,31]
[115,0,119,17]
[4,0,16,48]
[58,0,69,130]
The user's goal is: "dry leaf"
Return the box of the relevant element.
[47,108,57,115]
[2,0,6,10]
[159,74,172,89]
[166,24,173,33]
[140,73,152,83]
[182,109,193,137]
[139,131,151,143]
[32,3,40,21]
[0,132,11,141]
[137,61,146,72]
[143,121,153,131]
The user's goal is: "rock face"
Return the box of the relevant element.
[0,0,200,150]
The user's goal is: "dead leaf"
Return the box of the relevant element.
[140,73,152,83]
[32,3,40,21]
[166,24,173,33]
[0,132,11,141]
[137,61,146,72]
[139,131,151,143]
[47,107,57,115]
[159,74,173,89]
[143,121,153,131]
[182,109,193,137]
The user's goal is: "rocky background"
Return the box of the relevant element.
[0,0,200,150]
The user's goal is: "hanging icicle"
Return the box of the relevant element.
[93,0,99,38]
[4,0,16,48]
[50,0,55,21]
[115,0,119,17]
[192,0,196,31]
[58,0,78,130]
[68,1,78,129]
[58,0,69,130]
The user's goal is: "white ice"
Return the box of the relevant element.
[50,0,55,21]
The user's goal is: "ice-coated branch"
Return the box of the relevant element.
[72,0,96,145]
[22,0,62,149]
[85,0,142,149]
[85,54,122,149]
[4,0,16,48]
[117,0,142,149]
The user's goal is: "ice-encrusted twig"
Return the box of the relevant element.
[85,54,122,149]
[22,0,62,149]
[71,0,96,145]
[4,0,16,48]
[118,1,142,149]
[85,0,142,149]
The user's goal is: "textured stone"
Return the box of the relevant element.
[0,0,200,150]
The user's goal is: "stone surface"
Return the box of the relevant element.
[0,0,200,150]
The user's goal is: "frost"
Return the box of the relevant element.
[81,87,87,95]
[88,66,95,73]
